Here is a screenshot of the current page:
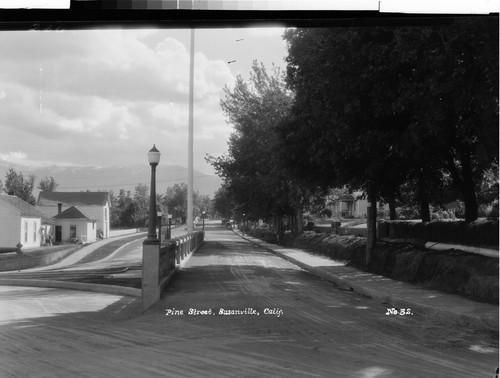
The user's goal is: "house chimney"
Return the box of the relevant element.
[58,203,62,214]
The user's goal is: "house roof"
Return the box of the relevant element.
[37,191,109,206]
[53,206,96,221]
[0,194,54,223]
[337,191,365,203]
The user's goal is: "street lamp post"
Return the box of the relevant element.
[157,211,162,244]
[242,213,246,236]
[202,210,206,230]
[167,214,172,239]
[145,145,160,244]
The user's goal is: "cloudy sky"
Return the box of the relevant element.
[0,26,288,175]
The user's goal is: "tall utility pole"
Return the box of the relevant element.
[187,28,195,234]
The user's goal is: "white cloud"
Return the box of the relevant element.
[151,102,179,124]
[0,27,286,174]
[0,151,27,162]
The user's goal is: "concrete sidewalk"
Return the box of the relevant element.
[235,231,499,332]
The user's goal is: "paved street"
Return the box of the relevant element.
[0,226,497,377]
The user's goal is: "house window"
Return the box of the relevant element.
[93,222,95,230]
[33,221,37,242]
[70,225,77,239]
[24,222,28,243]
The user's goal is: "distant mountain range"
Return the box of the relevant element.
[0,160,223,198]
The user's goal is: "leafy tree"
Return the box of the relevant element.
[477,165,499,206]
[194,191,212,218]
[109,190,122,228]
[4,169,36,205]
[163,183,188,223]
[212,184,234,219]
[133,183,149,227]
[38,176,59,192]
[281,18,498,239]
[208,60,307,233]
[396,18,499,221]
[281,27,416,260]
[112,189,135,227]
[122,200,138,228]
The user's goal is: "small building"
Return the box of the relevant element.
[330,192,368,218]
[37,191,110,238]
[53,206,97,243]
[0,193,54,249]
[330,191,388,218]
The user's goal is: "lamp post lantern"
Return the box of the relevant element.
[145,145,160,244]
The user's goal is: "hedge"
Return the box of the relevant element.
[379,219,499,247]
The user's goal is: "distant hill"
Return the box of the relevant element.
[0,160,222,198]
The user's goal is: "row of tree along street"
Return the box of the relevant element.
[0,170,214,230]
[110,182,212,229]
[207,17,499,263]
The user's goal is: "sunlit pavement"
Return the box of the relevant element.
[0,285,130,324]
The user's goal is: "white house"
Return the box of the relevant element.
[53,206,97,243]
[37,191,110,238]
[0,193,54,249]
[330,191,388,218]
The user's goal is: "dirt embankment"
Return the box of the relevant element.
[281,231,499,305]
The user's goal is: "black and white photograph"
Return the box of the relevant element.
[0,1,498,377]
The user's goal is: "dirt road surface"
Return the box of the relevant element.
[0,227,497,377]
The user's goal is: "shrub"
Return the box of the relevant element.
[430,207,456,221]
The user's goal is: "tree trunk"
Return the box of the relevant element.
[389,196,397,220]
[296,204,304,234]
[417,171,431,222]
[276,215,284,245]
[460,149,478,223]
[366,182,377,266]
[447,148,478,222]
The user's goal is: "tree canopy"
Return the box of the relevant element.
[208,60,304,222]
[38,176,59,192]
[280,17,498,222]
[109,183,213,229]
[3,169,36,205]
[212,184,234,219]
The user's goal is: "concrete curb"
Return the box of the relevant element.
[234,231,498,332]
[0,278,141,297]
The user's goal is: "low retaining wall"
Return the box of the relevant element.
[312,223,367,237]
[142,231,204,312]
[0,245,80,272]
